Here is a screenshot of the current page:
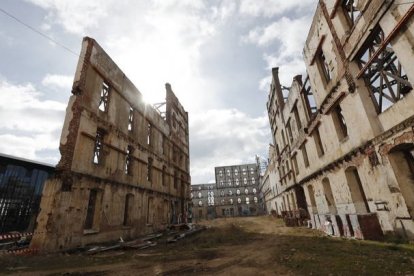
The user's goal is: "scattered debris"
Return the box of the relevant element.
[79,224,205,255]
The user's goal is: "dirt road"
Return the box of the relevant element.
[1,216,413,275]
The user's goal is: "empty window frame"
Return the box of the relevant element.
[332,105,348,141]
[128,107,134,132]
[162,135,166,155]
[314,127,325,157]
[147,122,152,146]
[147,157,153,182]
[342,0,360,26]
[317,50,331,83]
[147,197,154,224]
[301,143,310,168]
[281,130,287,147]
[84,189,98,230]
[287,121,293,143]
[174,170,178,189]
[293,105,302,130]
[93,128,105,164]
[98,82,110,112]
[357,27,412,113]
[292,155,299,175]
[123,194,134,226]
[125,146,133,175]
[302,76,318,117]
[162,165,167,186]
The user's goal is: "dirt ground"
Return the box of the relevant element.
[1,216,414,275]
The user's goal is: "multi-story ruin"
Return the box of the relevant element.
[191,163,261,220]
[215,164,261,217]
[265,1,414,240]
[190,183,216,221]
[258,145,279,215]
[30,37,190,251]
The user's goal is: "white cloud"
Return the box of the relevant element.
[211,0,237,21]
[239,0,316,17]
[243,15,314,89]
[42,74,73,90]
[19,0,316,183]
[190,108,270,183]
[25,0,114,34]
[0,78,65,163]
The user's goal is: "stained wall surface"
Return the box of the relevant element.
[265,1,414,239]
[31,37,190,251]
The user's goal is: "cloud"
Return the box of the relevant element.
[239,0,316,17]
[242,13,314,89]
[190,108,270,183]
[25,0,115,34]
[0,78,65,163]
[19,0,314,183]
[42,74,73,90]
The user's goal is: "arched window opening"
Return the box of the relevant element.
[345,167,369,213]
[322,178,337,214]
[388,144,414,218]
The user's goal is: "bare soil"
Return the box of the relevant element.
[1,216,413,275]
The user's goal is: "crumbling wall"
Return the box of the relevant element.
[266,0,414,240]
[31,37,190,251]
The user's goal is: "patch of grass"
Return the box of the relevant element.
[271,235,414,275]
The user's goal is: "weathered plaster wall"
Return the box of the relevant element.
[31,37,190,251]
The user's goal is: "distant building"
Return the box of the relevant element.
[0,153,54,234]
[190,183,216,221]
[191,162,261,220]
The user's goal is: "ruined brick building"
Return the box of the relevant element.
[191,163,261,220]
[30,37,190,251]
[265,0,414,240]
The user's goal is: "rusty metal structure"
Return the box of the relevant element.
[30,37,190,251]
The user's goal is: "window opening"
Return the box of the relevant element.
[293,105,302,130]
[147,122,152,146]
[314,127,325,157]
[84,189,98,229]
[147,158,153,182]
[318,50,331,83]
[302,76,318,117]
[292,155,299,175]
[301,143,310,168]
[342,0,360,26]
[98,82,110,112]
[128,107,134,132]
[125,146,133,175]
[287,121,293,143]
[93,128,105,164]
[162,166,167,186]
[357,27,412,113]
[333,105,348,140]
[345,167,370,213]
[123,194,134,226]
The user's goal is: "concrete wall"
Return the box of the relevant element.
[266,1,414,240]
[31,37,190,251]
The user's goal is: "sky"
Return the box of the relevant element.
[0,0,317,183]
